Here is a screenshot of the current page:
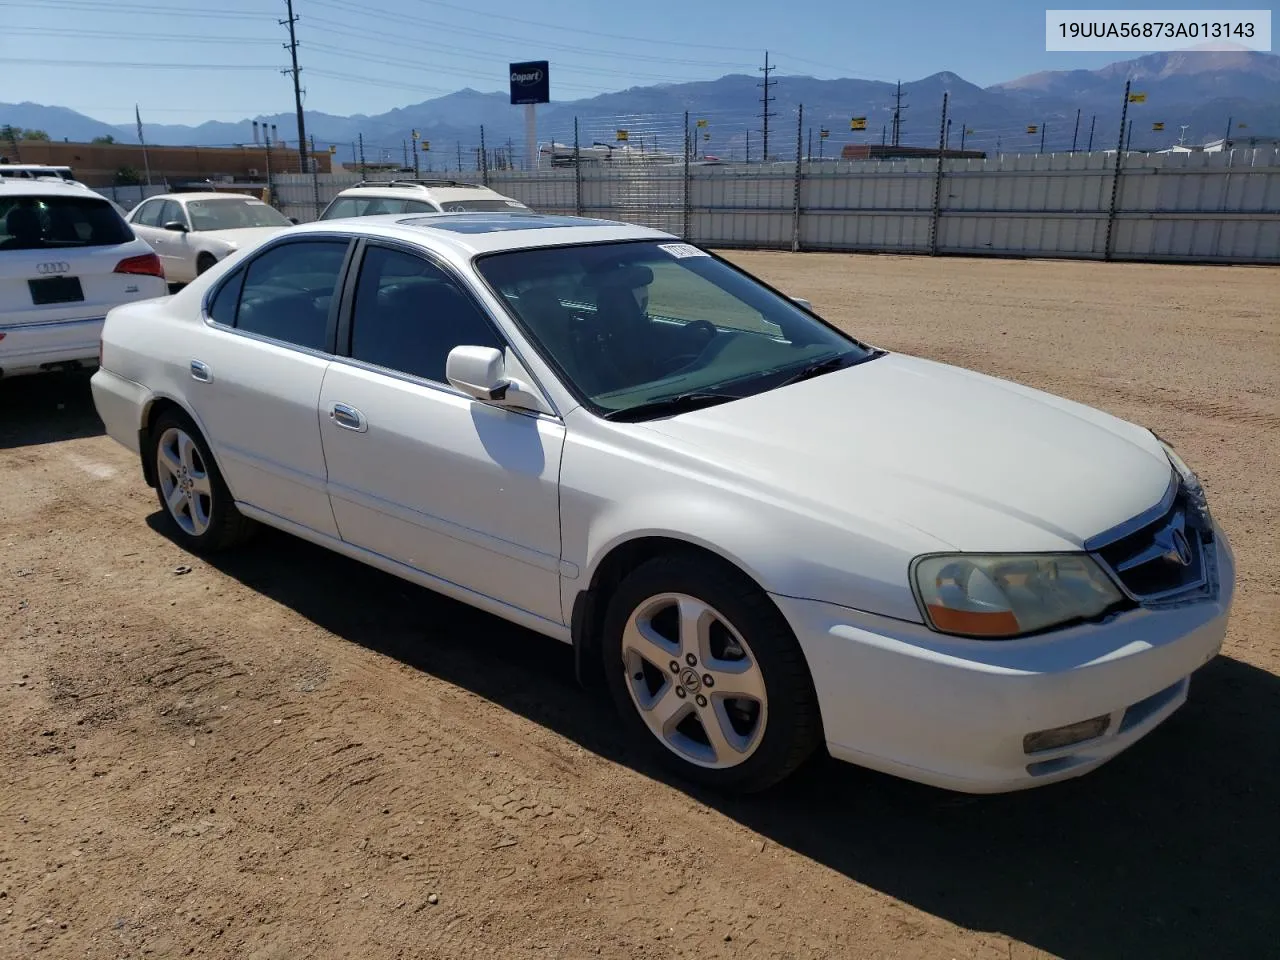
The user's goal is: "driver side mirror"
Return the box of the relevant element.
[163,220,188,233]
[447,345,513,402]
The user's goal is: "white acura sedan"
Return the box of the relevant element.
[124,192,294,284]
[90,212,1235,794]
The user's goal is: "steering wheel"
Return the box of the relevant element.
[656,319,719,375]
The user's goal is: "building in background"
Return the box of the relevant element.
[0,139,332,187]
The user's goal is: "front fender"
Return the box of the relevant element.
[559,430,935,627]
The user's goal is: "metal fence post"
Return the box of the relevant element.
[310,135,321,220]
[1103,80,1131,261]
[791,104,803,252]
[683,110,692,239]
[574,117,583,216]
[930,92,949,255]
[480,125,489,186]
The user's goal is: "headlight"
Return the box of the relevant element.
[912,553,1124,639]
[1155,434,1213,526]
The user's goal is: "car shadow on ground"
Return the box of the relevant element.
[145,517,1280,960]
[0,369,105,449]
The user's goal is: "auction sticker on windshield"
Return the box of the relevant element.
[657,243,709,259]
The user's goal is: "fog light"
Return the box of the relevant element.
[1023,714,1111,754]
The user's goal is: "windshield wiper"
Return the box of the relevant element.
[776,349,884,387]
[601,391,740,423]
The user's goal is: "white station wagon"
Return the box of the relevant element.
[90,212,1235,794]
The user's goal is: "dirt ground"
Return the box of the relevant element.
[1,252,1277,960]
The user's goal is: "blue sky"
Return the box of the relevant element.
[3,0,1264,124]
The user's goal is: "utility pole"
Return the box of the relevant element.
[357,132,366,176]
[1072,108,1081,151]
[1126,118,1133,151]
[280,0,308,173]
[309,134,320,219]
[891,80,908,147]
[1087,114,1096,150]
[959,122,966,151]
[456,141,462,173]
[1039,122,1046,154]
[758,51,776,162]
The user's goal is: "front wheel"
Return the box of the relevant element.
[602,554,823,793]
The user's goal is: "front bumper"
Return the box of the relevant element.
[0,316,104,377]
[771,525,1235,793]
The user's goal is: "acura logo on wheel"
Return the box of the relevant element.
[37,261,70,275]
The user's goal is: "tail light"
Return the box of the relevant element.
[114,252,165,278]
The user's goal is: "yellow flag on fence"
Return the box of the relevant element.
[696,119,708,128]
[1152,122,1165,131]
[1128,92,1146,103]
[850,116,867,130]
[1026,125,1038,134]
[616,129,629,141]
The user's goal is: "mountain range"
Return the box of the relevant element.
[4,50,1278,164]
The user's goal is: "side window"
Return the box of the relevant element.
[349,245,505,383]
[402,200,437,213]
[320,197,363,220]
[233,240,349,351]
[132,199,163,226]
[159,200,186,228]
[208,267,244,326]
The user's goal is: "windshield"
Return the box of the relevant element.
[0,194,132,249]
[475,240,877,418]
[439,198,527,212]
[186,197,292,231]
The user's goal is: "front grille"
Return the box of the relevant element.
[1093,480,1213,603]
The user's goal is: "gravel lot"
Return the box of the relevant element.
[1,252,1276,960]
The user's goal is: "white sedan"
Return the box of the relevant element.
[123,191,293,284]
[89,212,1235,794]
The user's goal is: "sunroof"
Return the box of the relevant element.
[399,213,610,234]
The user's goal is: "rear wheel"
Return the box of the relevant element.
[195,252,217,276]
[149,408,254,554]
[602,553,823,793]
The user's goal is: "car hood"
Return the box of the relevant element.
[194,226,289,248]
[635,351,1175,552]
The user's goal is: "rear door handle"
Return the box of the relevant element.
[328,402,367,432]
[190,359,212,382]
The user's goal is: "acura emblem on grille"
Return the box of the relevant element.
[1167,528,1193,566]
[36,261,71,275]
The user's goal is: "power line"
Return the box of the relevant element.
[759,51,777,162]
[401,0,761,52]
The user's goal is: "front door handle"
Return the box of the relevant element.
[190,359,212,382]
[328,402,368,432]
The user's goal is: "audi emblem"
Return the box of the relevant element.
[36,261,71,275]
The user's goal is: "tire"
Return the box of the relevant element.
[195,253,217,276]
[601,553,823,793]
[149,408,255,554]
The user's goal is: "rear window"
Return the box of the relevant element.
[320,196,438,219]
[438,199,527,212]
[0,195,132,250]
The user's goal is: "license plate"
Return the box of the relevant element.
[29,275,85,306]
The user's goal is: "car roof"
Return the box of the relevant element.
[0,177,108,199]
[141,192,260,202]
[289,211,675,257]
[334,182,516,201]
